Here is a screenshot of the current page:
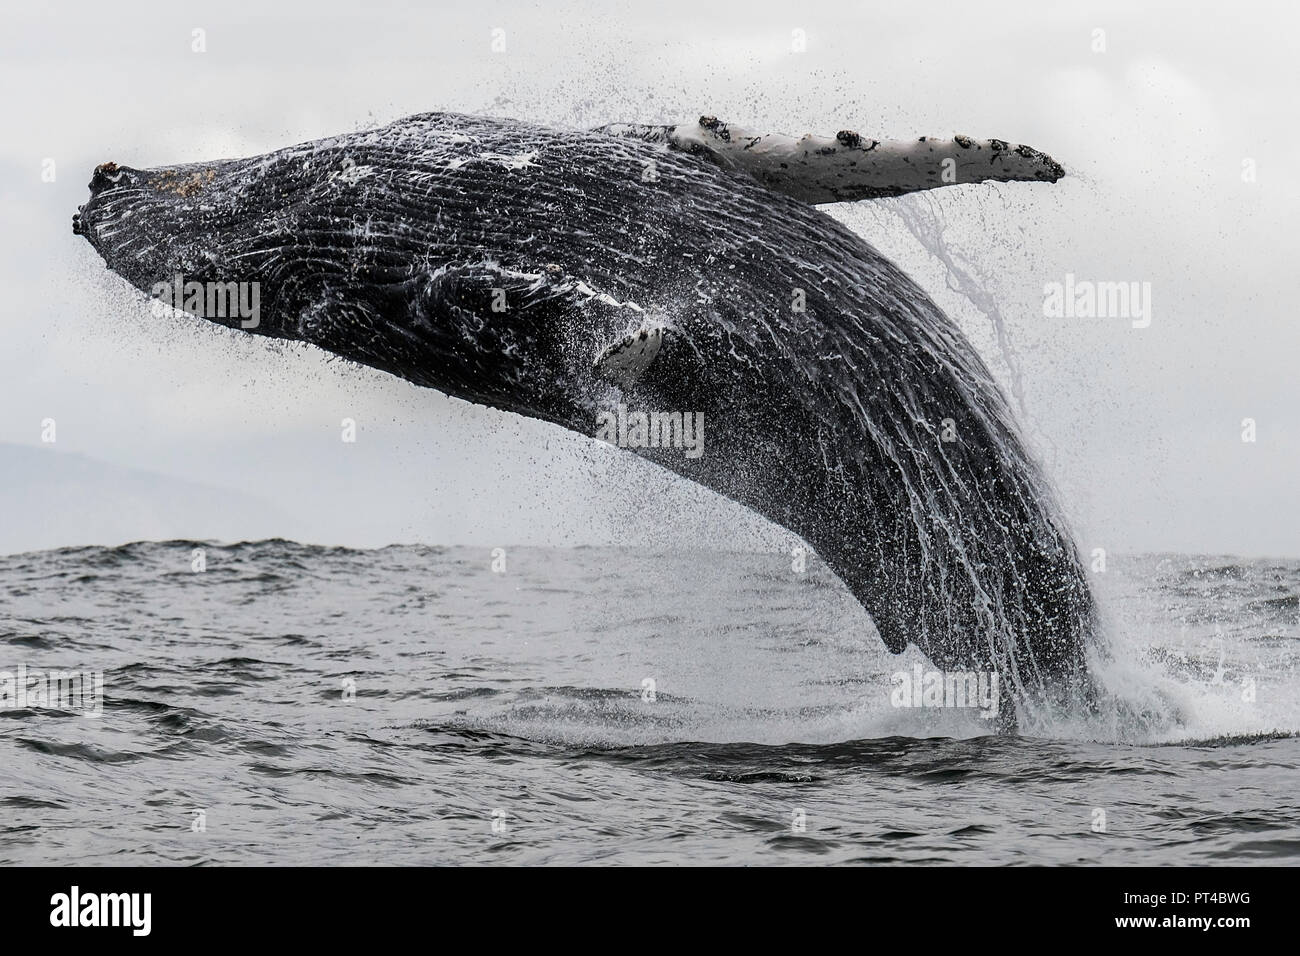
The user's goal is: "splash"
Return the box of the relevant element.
[890,191,1031,416]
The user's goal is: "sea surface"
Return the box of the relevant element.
[1,541,1297,865]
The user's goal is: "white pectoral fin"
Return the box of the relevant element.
[599,116,1065,204]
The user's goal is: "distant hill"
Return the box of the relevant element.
[0,443,305,554]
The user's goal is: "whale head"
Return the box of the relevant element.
[72,141,599,426]
[76,160,268,322]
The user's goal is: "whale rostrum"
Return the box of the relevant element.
[73,111,1094,728]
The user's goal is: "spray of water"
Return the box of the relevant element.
[878,192,1297,745]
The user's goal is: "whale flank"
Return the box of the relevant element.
[74,111,1094,729]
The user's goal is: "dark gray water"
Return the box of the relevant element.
[1,541,1297,864]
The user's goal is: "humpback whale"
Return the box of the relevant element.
[72,112,1094,727]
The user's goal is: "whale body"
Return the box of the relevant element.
[73,111,1095,725]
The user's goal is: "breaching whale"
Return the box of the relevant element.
[72,112,1094,727]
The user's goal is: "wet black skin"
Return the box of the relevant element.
[74,112,1096,728]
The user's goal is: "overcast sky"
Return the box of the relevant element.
[1,0,1295,556]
